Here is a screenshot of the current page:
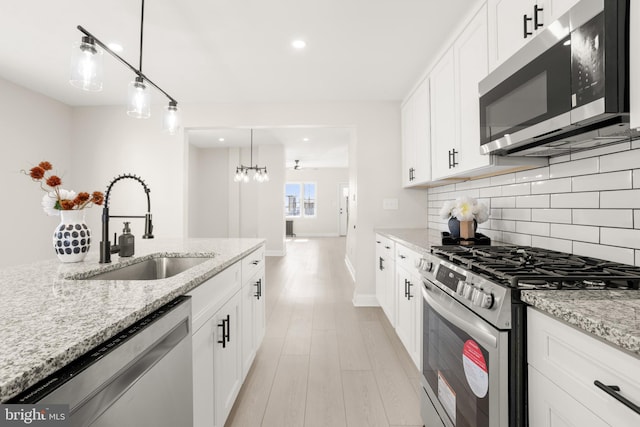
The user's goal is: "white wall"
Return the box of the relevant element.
[428,142,640,265]
[285,168,348,237]
[0,77,73,267]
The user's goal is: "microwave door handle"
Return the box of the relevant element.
[422,281,498,349]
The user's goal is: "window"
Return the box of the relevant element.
[285,182,316,217]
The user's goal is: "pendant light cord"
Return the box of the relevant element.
[138,0,145,74]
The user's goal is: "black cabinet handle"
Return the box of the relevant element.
[407,281,413,300]
[533,5,544,29]
[404,279,409,298]
[451,149,459,168]
[224,315,231,344]
[523,14,533,38]
[448,150,452,168]
[217,317,227,348]
[594,380,640,414]
[385,245,390,249]
[251,260,260,266]
[254,278,262,299]
[376,240,381,244]
[399,254,406,260]
[379,256,385,271]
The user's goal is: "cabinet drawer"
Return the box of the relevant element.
[528,308,640,426]
[375,235,395,260]
[188,262,240,332]
[395,244,424,272]
[242,245,265,284]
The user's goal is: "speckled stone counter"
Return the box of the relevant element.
[375,228,443,253]
[0,237,264,403]
[521,290,640,358]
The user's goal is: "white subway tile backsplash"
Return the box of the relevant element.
[550,192,599,209]
[531,209,571,224]
[516,167,550,183]
[572,171,632,192]
[456,177,492,190]
[634,170,640,189]
[531,236,572,253]
[573,242,635,265]
[600,148,640,172]
[636,210,640,229]
[550,224,599,243]
[549,154,571,165]
[572,209,633,228]
[502,209,531,221]
[601,227,640,250]
[549,157,599,178]
[479,186,502,198]
[636,250,640,267]
[454,189,480,198]
[502,232,532,246]
[491,197,516,208]
[429,184,456,194]
[600,190,640,209]
[516,221,550,236]
[491,219,515,232]
[570,141,630,161]
[490,209,502,219]
[515,195,550,208]
[490,173,516,186]
[502,182,531,196]
[482,229,504,242]
[531,178,572,194]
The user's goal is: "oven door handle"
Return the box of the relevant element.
[422,280,498,349]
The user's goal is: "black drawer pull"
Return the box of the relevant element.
[523,14,533,38]
[594,380,640,415]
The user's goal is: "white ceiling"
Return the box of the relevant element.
[0,0,476,166]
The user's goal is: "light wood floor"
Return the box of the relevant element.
[225,237,423,427]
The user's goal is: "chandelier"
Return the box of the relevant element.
[233,129,269,183]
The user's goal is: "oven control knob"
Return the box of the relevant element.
[462,283,474,300]
[456,280,466,296]
[472,290,494,309]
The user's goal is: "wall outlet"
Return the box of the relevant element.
[383,198,398,210]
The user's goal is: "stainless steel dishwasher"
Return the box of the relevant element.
[10,296,193,427]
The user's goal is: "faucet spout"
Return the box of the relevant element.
[99,174,154,263]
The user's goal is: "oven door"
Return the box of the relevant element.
[479,35,571,155]
[421,279,508,427]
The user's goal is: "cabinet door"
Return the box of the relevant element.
[546,0,579,23]
[214,291,242,427]
[241,275,256,379]
[412,79,431,184]
[488,0,530,70]
[192,321,215,427]
[253,271,266,356]
[395,268,420,368]
[401,97,415,187]
[455,4,490,173]
[430,48,457,181]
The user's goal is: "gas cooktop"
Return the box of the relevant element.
[431,245,640,290]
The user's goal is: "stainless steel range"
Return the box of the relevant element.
[418,245,640,427]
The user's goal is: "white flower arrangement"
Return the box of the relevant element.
[439,196,489,224]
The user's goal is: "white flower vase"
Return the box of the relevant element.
[52,210,91,263]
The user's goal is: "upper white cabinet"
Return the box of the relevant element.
[430,48,457,181]
[401,78,431,187]
[488,0,579,71]
[631,0,640,130]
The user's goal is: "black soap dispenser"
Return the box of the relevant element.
[118,222,135,257]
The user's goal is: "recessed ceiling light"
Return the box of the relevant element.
[292,40,306,49]
[303,137,309,142]
[107,42,123,52]
[218,138,225,142]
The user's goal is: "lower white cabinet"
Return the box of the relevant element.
[241,267,266,378]
[395,266,421,369]
[375,234,396,326]
[528,308,640,427]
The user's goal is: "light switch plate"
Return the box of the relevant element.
[383,198,398,210]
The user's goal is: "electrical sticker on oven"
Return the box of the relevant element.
[462,339,488,398]
[437,370,456,423]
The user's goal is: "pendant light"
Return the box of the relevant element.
[70,0,180,132]
[233,129,269,183]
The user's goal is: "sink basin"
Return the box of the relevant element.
[81,256,212,281]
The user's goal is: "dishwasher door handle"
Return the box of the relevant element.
[71,317,190,427]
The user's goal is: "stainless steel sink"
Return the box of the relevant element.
[81,256,212,281]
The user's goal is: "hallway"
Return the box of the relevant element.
[226,237,423,427]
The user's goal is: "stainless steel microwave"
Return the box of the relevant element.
[479,0,630,157]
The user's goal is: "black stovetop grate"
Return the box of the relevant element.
[431,245,640,290]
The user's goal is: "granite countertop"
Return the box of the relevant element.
[377,228,640,358]
[521,290,640,357]
[0,237,264,403]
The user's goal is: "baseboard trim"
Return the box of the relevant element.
[287,233,340,237]
[352,293,380,307]
[344,256,355,282]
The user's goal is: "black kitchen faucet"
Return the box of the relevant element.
[99,174,154,263]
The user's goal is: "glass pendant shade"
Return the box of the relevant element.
[69,37,103,91]
[127,76,151,118]
[162,102,180,134]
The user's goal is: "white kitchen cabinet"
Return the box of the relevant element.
[631,0,640,130]
[375,234,396,326]
[528,308,640,427]
[488,0,578,71]
[430,48,457,181]
[401,77,431,187]
[241,265,265,379]
[395,244,423,369]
